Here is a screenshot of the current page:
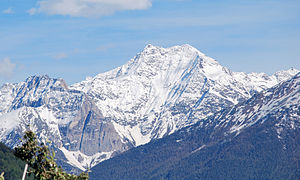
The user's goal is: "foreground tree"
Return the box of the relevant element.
[15,130,89,180]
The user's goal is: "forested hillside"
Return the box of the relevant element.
[90,117,300,180]
[0,142,33,179]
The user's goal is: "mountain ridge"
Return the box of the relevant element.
[0,44,299,171]
[89,72,300,180]
[71,44,299,143]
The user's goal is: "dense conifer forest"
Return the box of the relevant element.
[90,118,300,180]
[0,142,33,179]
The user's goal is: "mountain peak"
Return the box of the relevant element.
[128,44,215,81]
[273,67,299,82]
[144,43,155,49]
[141,44,205,56]
[274,67,299,74]
[285,67,299,74]
[173,44,202,51]
[25,74,50,82]
[24,75,68,90]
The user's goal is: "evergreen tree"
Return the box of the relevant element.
[15,130,89,180]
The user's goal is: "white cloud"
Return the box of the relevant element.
[0,57,16,78]
[54,52,68,60]
[2,8,14,14]
[27,8,37,15]
[32,0,152,17]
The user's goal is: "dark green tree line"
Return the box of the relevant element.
[14,130,89,180]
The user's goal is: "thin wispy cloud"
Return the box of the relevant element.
[27,8,37,15]
[29,0,152,17]
[54,52,68,60]
[2,8,14,14]
[0,57,16,78]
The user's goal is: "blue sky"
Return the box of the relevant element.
[0,0,300,85]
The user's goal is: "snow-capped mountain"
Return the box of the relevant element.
[0,44,298,171]
[71,44,298,144]
[89,72,300,179]
[217,71,300,137]
[0,75,132,171]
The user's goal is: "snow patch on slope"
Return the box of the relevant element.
[60,147,114,171]
[113,121,151,146]
[0,108,22,140]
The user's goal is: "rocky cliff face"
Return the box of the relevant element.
[0,44,298,171]
[65,96,131,156]
[0,75,132,170]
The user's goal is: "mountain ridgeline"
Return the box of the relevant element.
[90,73,300,179]
[0,44,299,173]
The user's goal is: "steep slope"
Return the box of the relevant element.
[0,75,132,171]
[72,44,298,145]
[0,44,298,171]
[90,73,300,180]
[0,83,18,116]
